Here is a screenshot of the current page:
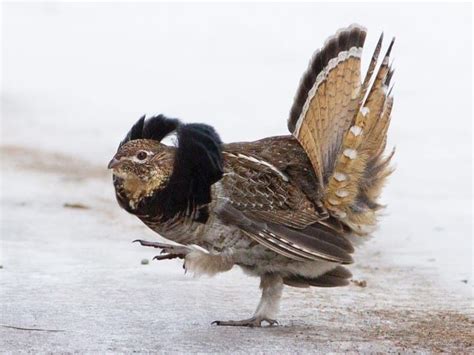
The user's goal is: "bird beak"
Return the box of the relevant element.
[107,158,121,169]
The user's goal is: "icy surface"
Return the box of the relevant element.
[1,2,472,353]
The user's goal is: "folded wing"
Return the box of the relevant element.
[218,149,354,264]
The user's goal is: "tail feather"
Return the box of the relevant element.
[288,24,367,189]
[359,32,384,106]
[288,26,395,235]
[326,37,395,234]
[283,266,352,288]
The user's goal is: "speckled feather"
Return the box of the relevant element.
[109,25,394,298]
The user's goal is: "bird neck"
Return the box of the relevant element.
[113,172,170,214]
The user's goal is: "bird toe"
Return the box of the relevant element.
[211,317,278,327]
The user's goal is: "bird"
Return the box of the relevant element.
[108,24,395,327]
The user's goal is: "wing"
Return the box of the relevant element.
[218,150,354,264]
[221,149,322,229]
[288,25,395,235]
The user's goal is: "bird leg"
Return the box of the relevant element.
[212,273,283,327]
[133,239,191,260]
[133,240,235,275]
[184,249,234,276]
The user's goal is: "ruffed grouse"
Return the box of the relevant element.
[108,24,395,327]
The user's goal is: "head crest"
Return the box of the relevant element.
[119,114,181,148]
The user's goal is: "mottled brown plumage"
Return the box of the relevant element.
[108,24,395,327]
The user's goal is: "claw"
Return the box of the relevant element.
[154,254,172,261]
[135,240,190,261]
[133,239,168,248]
[212,317,279,327]
[153,254,181,261]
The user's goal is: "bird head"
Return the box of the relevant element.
[109,114,223,216]
[108,114,180,210]
[109,137,174,185]
[108,139,175,209]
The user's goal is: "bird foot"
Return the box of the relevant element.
[133,239,191,261]
[212,317,279,327]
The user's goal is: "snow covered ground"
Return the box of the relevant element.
[1,2,472,353]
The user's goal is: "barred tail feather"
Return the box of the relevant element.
[288,25,395,236]
[323,37,395,234]
[288,24,367,190]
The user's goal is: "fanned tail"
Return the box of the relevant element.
[288,24,367,190]
[288,25,395,236]
[324,37,395,234]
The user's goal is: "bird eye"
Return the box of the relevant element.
[136,151,148,160]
